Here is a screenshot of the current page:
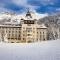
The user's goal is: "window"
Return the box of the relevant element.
[40,32,41,34]
[15,34,17,37]
[12,34,14,36]
[43,38,45,41]
[40,35,41,40]
[23,27,25,29]
[23,31,25,32]
[19,28,21,30]
[26,28,32,32]
[9,31,11,33]
[27,34,31,36]
[33,28,35,29]
[43,32,44,34]
[24,20,27,23]
[24,20,34,24]
[43,35,45,40]
[12,31,14,33]
[23,38,25,40]
[37,38,38,41]
[17,28,18,30]
[27,30,32,32]
[19,35,20,37]
[23,34,25,36]
[18,38,21,40]
[13,28,14,30]
[33,31,35,33]
[9,28,11,30]
[19,31,20,33]
[9,34,10,36]
[27,24,31,26]
[26,28,32,30]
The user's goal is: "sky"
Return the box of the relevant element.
[0,0,60,14]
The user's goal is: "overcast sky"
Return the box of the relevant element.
[0,0,60,14]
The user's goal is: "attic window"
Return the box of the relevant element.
[21,18,23,20]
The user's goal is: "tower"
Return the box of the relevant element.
[26,9,32,18]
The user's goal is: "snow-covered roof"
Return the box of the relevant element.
[37,24,47,29]
[0,24,21,28]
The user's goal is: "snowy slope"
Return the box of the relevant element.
[0,40,60,60]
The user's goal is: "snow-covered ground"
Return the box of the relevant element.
[0,40,60,60]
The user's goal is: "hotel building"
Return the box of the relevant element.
[0,11,47,43]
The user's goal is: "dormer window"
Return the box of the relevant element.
[21,18,23,20]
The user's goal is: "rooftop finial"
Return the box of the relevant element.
[27,8,30,13]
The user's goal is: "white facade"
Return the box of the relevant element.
[0,11,47,43]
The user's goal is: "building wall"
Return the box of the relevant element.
[0,27,21,43]
[37,28,47,41]
[0,20,47,43]
[21,24,37,43]
[21,23,47,43]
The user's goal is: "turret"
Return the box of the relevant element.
[26,9,32,18]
